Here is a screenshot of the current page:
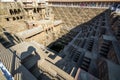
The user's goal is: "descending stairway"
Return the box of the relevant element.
[99,40,111,57]
[80,57,91,72]
[87,38,94,52]
[73,52,81,62]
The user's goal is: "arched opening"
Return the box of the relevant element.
[48,28,51,31]
[13,17,16,21]
[9,9,14,15]
[33,8,37,13]
[32,17,34,20]
[33,24,35,26]
[16,16,19,20]
[18,9,21,14]
[46,30,48,34]
[5,18,9,21]
[37,8,39,13]
[20,16,23,19]
[14,9,18,14]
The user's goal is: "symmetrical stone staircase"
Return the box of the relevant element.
[80,57,91,72]
[87,38,94,52]
[52,7,105,31]
[99,40,111,58]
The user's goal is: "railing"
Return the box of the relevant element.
[48,4,110,9]
[0,62,14,80]
[47,1,113,8]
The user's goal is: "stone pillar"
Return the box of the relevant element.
[42,9,45,20]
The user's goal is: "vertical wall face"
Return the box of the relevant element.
[0,3,27,48]
[0,2,24,22]
[24,23,61,46]
[0,2,46,22]
[52,7,106,29]
[0,2,62,47]
[0,2,27,33]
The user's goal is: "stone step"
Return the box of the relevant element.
[102,42,110,47]
[100,52,107,57]
[83,57,90,63]
[100,48,109,53]
[81,65,88,71]
[101,45,109,49]
[101,47,109,51]
[88,44,93,47]
[73,54,80,62]
[82,61,89,67]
